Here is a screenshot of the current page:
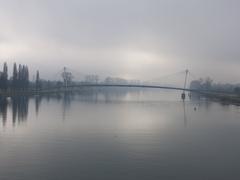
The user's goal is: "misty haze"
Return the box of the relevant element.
[1,0,240,180]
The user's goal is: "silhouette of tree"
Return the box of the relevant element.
[36,70,41,90]
[12,63,18,89]
[204,77,213,90]
[18,64,23,89]
[25,65,29,88]
[0,62,8,90]
[3,62,8,90]
[21,65,29,89]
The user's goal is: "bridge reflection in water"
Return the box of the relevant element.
[0,88,195,128]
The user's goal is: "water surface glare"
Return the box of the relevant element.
[1,89,240,180]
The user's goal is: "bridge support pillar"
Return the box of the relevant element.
[181,69,189,101]
[181,93,186,100]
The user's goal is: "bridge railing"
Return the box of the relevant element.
[0,83,237,97]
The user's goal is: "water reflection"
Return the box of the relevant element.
[0,97,29,127]
[182,101,187,127]
[0,97,8,126]
[0,89,235,128]
[1,90,240,180]
[0,88,133,127]
[62,92,72,121]
[12,96,29,126]
[35,96,42,116]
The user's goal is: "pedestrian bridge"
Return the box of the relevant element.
[0,83,206,98]
[0,69,213,98]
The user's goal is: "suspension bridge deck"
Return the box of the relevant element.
[0,84,196,97]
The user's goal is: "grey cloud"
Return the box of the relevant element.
[0,0,240,83]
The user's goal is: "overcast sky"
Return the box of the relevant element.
[0,0,239,83]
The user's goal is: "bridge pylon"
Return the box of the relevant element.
[181,69,189,100]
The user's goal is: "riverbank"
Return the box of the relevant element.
[196,92,240,105]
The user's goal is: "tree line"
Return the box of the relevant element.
[190,77,240,94]
[0,62,30,90]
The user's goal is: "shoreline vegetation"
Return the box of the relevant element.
[1,62,240,105]
[190,78,240,105]
[191,92,240,105]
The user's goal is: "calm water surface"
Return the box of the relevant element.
[1,89,240,180]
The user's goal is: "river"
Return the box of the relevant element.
[0,88,240,180]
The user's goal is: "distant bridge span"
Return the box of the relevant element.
[56,84,232,96]
[0,83,231,98]
[0,68,232,99]
[0,84,198,98]
[65,84,195,92]
[0,68,214,98]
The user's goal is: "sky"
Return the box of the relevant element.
[0,0,239,83]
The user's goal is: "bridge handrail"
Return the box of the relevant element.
[0,83,237,97]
